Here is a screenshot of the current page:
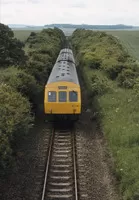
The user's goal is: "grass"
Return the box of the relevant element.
[84,67,139,200]
[99,87,139,199]
[106,30,139,60]
[13,30,40,41]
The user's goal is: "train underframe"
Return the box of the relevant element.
[45,114,80,122]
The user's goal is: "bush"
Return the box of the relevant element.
[103,63,126,79]
[72,29,139,88]
[0,67,40,104]
[0,84,33,170]
[26,60,52,84]
[0,23,26,67]
[31,52,52,63]
[25,28,65,86]
[117,69,138,88]
[83,52,102,69]
[133,78,139,96]
[91,73,111,96]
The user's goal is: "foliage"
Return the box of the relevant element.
[24,28,65,85]
[91,72,111,95]
[0,67,40,104]
[82,52,102,69]
[0,84,33,170]
[82,68,111,96]
[0,23,26,67]
[117,68,138,88]
[71,29,139,200]
[72,29,139,89]
[0,24,65,173]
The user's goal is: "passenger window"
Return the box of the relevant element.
[59,91,67,102]
[48,91,56,102]
[69,91,78,102]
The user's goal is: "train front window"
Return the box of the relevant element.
[69,91,78,102]
[48,91,56,102]
[59,91,67,102]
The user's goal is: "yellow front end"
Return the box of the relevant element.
[44,82,81,115]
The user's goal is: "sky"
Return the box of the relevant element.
[0,0,139,26]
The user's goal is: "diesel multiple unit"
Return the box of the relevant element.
[44,48,81,120]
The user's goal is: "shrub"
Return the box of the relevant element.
[83,53,102,69]
[30,32,37,37]
[31,52,52,63]
[26,60,52,85]
[103,63,126,79]
[25,28,65,86]
[0,84,33,170]
[91,72,111,96]
[0,67,40,104]
[0,23,26,67]
[117,69,138,88]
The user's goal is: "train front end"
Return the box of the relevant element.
[44,82,81,120]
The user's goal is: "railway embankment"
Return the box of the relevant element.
[71,29,139,200]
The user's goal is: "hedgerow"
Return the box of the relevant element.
[72,29,139,89]
[0,84,33,171]
[0,67,40,104]
[0,23,65,173]
[0,23,26,67]
[71,29,139,200]
[24,28,65,85]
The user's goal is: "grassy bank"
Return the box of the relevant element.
[71,29,139,200]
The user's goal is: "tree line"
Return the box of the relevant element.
[0,23,65,173]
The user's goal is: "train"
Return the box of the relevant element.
[44,48,81,121]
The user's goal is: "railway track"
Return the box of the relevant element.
[41,126,79,200]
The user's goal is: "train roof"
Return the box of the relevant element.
[47,61,79,85]
[47,49,79,85]
[56,48,75,63]
[60,48,73,54]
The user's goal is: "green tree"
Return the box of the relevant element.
[0,23,26,67]
[0,84,33,170]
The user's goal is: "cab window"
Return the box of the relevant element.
[59,91,67,102]
[48,91,56,102]
[69,91,78,102]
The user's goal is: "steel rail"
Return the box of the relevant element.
[41,129,54,200]
[72,130,78,200]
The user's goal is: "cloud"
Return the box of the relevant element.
[1,0,139,25]
[27,0,42,4]
[1,0,26,4]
